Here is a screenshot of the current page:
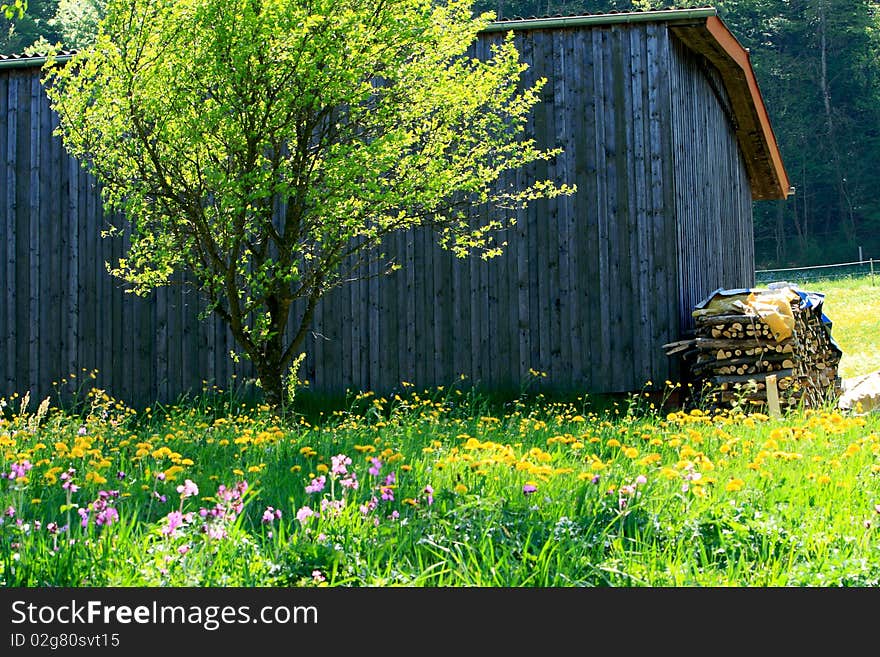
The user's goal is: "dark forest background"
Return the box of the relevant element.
[3,0,879,268]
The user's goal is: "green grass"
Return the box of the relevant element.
[2,382,879,587]
[805,276,880,378]
[1,275,878,588]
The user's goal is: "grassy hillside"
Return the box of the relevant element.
[799,276,880,379]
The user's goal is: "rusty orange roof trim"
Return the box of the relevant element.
[702,16,792,200]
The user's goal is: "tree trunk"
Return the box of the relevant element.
[775,200,787,264]
[255,357,285,413]
[817,1,856,241]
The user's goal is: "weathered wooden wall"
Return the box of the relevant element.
[668,37,755,331]
[0,22,755,407]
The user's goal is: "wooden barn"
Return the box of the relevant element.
[0,7,791,406]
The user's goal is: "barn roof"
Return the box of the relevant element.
[483,7,792,201]
[0,7,790,200]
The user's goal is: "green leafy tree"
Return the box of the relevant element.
[44,0,573,411]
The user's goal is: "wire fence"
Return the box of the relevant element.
[755,259,877,287]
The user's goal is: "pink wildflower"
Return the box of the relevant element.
[176,479,199,498]
[331,454,352,476]
[296,506,315,523]
[305,475,326,494]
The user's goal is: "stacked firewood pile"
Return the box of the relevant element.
[664,285,843,410]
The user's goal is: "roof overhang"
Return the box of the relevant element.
[0,52,74,69]
[483,8,792,201]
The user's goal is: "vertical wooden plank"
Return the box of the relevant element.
[450,227,468,386]
[312,294,325,393]
[15,75,31,398]
[478,227,491,388]
[29,75,44,399]
[66,148,79,387]
[359,242,369,392]
[647,25,676,383]
[326,276,343,396]
[412,228,425,389]
[533,33,551,382]
[630,27,651,387]
[0,74,8,394]
[348,239,360,393]
[612,25,635,393]
[368,237,380,392]
[553,28,572,389]
[139,287,155,408]
[2,74,15,394]
[491,220,511,391]
[156,286,169,403]
[421,226,435,390]
[574,29,597,391]
[529,32,557,388]
[563,28,583,389]
[78,168,93,384]
[431,230,445,389]
[92,174,105,387]
[594,28,613,392]
[380,235,394,392]
[46,93,62,396]
[468,212,481,386]
[404,228,415,388]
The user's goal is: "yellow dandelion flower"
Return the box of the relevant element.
[401,464,412,472]
[85,471,107,485]
[725,478,745,492]
[624,447,638,459]
[316,464,329,474]
[232,468,244,476]
[290,465,302,473]
[817,475,832,485]
[164,465,184,480]
[454,484,468,494]
[606,438,621,448]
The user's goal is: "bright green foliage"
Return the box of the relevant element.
[1,0,26,19]
[44,0,573,409]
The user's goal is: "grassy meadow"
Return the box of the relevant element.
[810,275,880,378]
[1,276,878,587]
